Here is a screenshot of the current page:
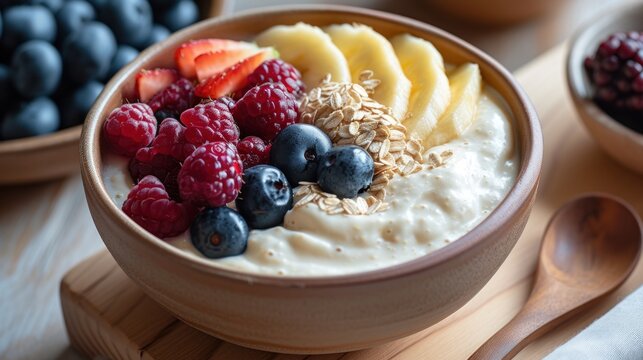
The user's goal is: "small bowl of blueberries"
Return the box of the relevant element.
[567,2,643,175]
[0,0,227,184]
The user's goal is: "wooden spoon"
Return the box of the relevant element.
[469,194,642,360]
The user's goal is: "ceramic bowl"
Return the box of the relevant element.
[566,3,643,175]
[80,5,542,354]
[0,0,230,185]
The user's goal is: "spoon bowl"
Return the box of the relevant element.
[470,194,641,360]
[542,195,641,290]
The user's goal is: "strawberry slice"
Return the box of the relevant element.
[135,68,180,102]
[195,47,260,82]
[194,49,275,99]
[174,39,252,79]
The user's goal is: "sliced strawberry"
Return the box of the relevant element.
[195,46,259,82]
[194,49,275,99]
[135,68,179,102]
[174,39,252,79]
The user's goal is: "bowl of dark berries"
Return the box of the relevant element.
[80,5,542,354]
[0,0,227,184]
[567,3,643,175]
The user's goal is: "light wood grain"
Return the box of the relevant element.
[58,44,643,359]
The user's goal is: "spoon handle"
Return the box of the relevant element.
[468,282,584,360]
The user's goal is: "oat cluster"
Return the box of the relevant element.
[295,71,425,215]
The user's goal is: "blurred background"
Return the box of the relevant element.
[233,0,641,71]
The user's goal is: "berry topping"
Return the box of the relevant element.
[179,99,240,147]
[269,123,332,186]
[237,136,271,170]
[585,31,643,131]
[149,118,196,161]
[218,96,236,110]
[194,48,275,99]
[178,142,243,207]
[147,77,195,117]
[174,39,252,79]
[231,82,299,142]
[190,207,249,259]
[103,103,157,156]
[244,59,305,97]
[129,147,182,200]
[122,175,196,239]
[194,46,259,82]
[235,165,293,229]
[135,68,179,102]
[317,145,374,199]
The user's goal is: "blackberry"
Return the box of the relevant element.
[585,31,643,133]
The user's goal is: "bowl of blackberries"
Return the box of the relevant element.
[567,3,643,175]
[0,0,223,184]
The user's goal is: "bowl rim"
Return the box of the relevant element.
[0,124,82,154]
[565,2,643,145]
[81,4,543,288]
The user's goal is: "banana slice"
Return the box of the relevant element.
[256,23,351,90]
[325,24,411,120]
[391,34,450,147]
[426,63,482,148]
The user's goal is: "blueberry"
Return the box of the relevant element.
[85,0,107,11]
[62,22,116,84]
[190,207,249,259]
[105,45,138,80]
[235,165,293,229]
[99,0,152,48]
[317,145,374,199]
[0,65,13,110]
[56,0,95,42]
[2,97,59,139]
[11,40,62,98]
[157,0,198,32]
[1,5,56,51]
[137,24,170,50]
[21,0,63,12]
[154,109,174,123]
[59,80,103,128]
[269,124,332,186]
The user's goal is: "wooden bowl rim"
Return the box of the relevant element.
[565,2,643,146]
[0,125,81,154]
[81,4,543,288]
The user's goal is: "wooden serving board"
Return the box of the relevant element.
[60,44,643,360]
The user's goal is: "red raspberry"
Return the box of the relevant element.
[129,147,182,200]
[103,103,157,157]
[122,175,196,239]
[237,136,271,169]
[149,118,196,161]
[180,100,240,148]
[148,78,195,117]
[178,142,243,207]
[231,82,299,142]
[218,96,235,110]
[243,59,305,98]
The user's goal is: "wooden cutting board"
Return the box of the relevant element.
[60,44,643,360]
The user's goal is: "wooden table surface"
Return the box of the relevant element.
[1,1,642,360]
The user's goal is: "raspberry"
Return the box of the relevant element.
[218,96,235,110]
[180,100,240,148]
[237,136,271,169]
[122,175,196,239]
[243,59,305,98]
[148,78,195,117]
[231,82,299,142]
[178,142,243,207]
[129,147,182,200]
[149,118,196,161]
[103,103,157,156]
